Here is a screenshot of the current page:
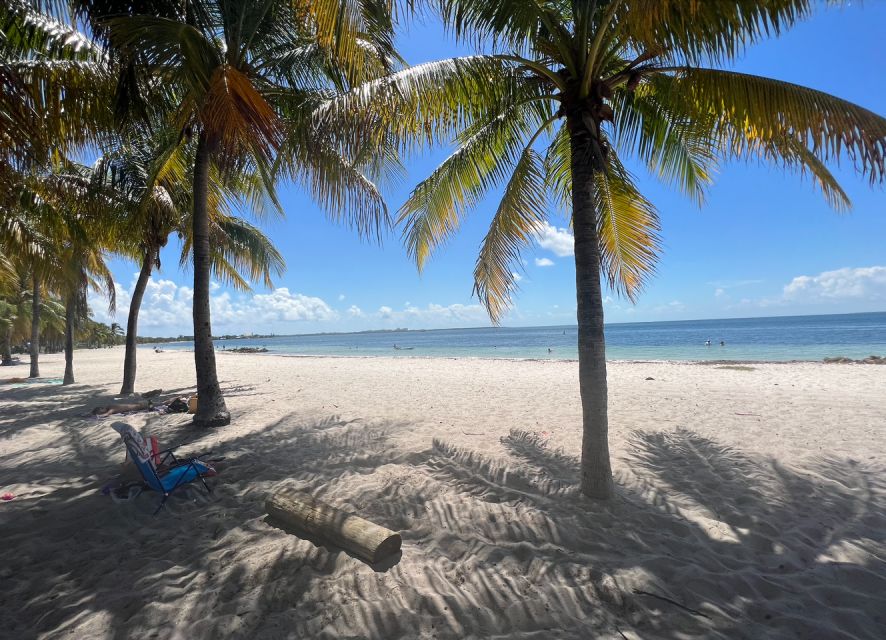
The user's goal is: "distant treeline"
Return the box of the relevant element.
[136,334,279,344]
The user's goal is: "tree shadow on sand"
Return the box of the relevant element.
[2,414,884,640]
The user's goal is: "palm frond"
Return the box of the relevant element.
[399,97,554,268]
[658,67,886,185]
[473,147,548,322]
[619,0,837,64]
[610,82,717,204]
[594,149,661,300]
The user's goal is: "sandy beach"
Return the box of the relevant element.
[1,347,884,639]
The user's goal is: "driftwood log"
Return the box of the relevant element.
[266,490,401,564]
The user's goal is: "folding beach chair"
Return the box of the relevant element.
[110,422,214,515]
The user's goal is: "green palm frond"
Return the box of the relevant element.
[619,0,835,64]
[473,146,548,322]
[610,82,717,205]
[399,97,554,267]
[209,215,285,290]
[318,55,537,156]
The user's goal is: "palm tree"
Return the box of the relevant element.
[94,138,284,395]
[86,0,400,426]
[327,1,886,498]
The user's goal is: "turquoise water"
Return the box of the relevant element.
[147,312,886,362]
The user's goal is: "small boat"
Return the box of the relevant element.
[393,344,414,351]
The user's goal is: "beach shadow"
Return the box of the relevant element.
[2,403,884,640]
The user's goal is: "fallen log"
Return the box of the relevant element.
[265,489,401,564]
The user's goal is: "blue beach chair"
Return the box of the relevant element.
[111,422,214,514]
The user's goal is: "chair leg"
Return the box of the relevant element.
[153,493,169,516]
[199,474,212,494]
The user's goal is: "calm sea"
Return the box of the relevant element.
[148,312,886,362]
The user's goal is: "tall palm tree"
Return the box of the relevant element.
[85,0,400,426]
[95,138,284,395]
[327,1,886,498]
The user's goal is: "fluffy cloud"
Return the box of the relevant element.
[783,266,886,301]
[511,272,523,283]
[89,275,336,336]
[535,257,554,267]
[535,222,574,257]
[347,305,364,317]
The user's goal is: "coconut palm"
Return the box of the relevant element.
[325,1,886,498]
[0,1,113,186]
[94,137,284,395]
[79,0,399,426]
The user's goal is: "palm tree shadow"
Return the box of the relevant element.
[4,413,884,640]
[423,428,886,639]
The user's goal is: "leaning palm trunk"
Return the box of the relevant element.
[120,252,153,395]
[29,274,40,377]
[191,132,229,427]
[63,295,75,385]
[568,113,614,499]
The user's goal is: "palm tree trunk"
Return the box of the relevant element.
[1,326,11,366]
[63,295,75,385]
[568,114,614,500]
[191,131,230,427]
[120,252,153,395]
[29,274,40,378]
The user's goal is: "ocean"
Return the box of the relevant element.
[147,311,886,362]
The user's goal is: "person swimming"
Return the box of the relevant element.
[705,339,712,346]
[720,340,725,346]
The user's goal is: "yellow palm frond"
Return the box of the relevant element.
[594,150,662,300]
[473,147,548,322]
[660,68,886,185]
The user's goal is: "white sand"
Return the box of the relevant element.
[1,348,884,639]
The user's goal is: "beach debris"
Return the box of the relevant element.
[227,347,268,353]
[645,376,655,380]
[141,389,163,398]
[187,395,198,414]
[265,489,402,565]
[824,355,885,364]
[1,492,14,501]
[166,397,189,413]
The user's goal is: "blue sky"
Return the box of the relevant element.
[95,4,886,337]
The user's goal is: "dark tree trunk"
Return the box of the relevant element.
[29,274,40,377]
[567,111,614,500]
[1,326,11,366]
[120,252,153,395]
[191,131,229,427]
[63,295,75,385]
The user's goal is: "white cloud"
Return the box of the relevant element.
[715,288,725,297]
[535,257,555,267]
[378,305,393,319]
[88,275,337,336]
[783,266,886,301]
[347,305,364,317]
[512,272,523,283]
[535,222,574,257]
[338,293,346,301]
